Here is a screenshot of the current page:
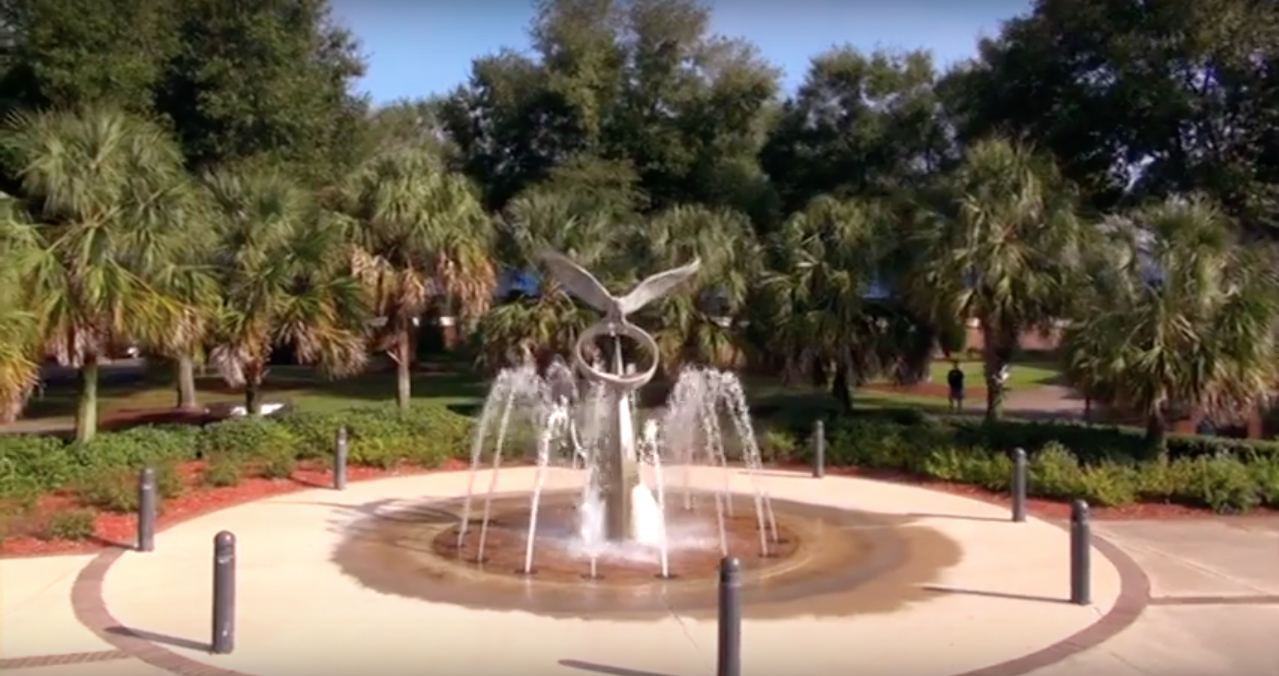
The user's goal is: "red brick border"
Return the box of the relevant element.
[953,534,1150,676]
[1149,594,1279,606]
[68,523,1153,676]
[0,650,129,670]
[71,548,256,676]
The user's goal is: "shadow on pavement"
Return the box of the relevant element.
[559,659,681,676]
[922,584,1068,604]
[907,511,1012,524]
[105,625,209,652]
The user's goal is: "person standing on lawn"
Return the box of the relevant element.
[947,361,965,412]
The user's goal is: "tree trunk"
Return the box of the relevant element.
[980,326,1004,423]
[1145,409,1168,457]
[74,356,100,444]
[245,379,262,416]
[395,329,412,411]
[174,355,199,410]
[831,365,852,413]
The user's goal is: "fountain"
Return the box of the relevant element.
[453,251,780,577]
[331,250,961,619]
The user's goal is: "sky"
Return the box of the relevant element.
[332,1,1033,105]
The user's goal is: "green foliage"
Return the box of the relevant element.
[757,428,801,464]
[0,402,475,506]
[75,463,182,513]
[816,409,1279,513]
[38,508,97,541]
[201,453,243,487]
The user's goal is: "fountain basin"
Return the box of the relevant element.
[332,490,961,620]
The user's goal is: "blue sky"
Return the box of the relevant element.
[332,1,1032,104]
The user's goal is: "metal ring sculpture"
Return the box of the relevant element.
[539,248,700,393]
[572,320,660,392]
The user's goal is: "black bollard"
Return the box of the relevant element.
[716,557,742,676]
[1069,500,1091,606]
[812,420,826,479]
[137,467,156,552]
[211,531,236,654]
[334,426,348,491]
[1011,448,1027,523]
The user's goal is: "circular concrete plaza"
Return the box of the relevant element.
[72,467,1144,676]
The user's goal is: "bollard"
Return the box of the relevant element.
[1011,448,1027,523]
[812,420,826,479]
[137,467,156,552]
[211,531,236,654]
[1069,500,1091,606]
[716,557,742,676]
[334,426,348,491]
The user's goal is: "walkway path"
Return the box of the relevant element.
[0,470,1272,676]
[1004,385,1087,419]
[1027,518,1279,676]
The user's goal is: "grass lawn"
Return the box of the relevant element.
[864,359,1062,392]
[6,362,488,433]
[4,358,1059,436]
[925,359,1061,389]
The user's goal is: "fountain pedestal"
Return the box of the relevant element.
[599,345,640,542]
[540,249,701,545]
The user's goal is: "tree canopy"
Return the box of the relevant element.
[3,0,1279,449]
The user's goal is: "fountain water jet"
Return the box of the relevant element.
[452,250,780,578]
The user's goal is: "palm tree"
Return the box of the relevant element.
[626,205,757,372]
[0,194,42,422]
[336,147,495,410]
[1061,197,1279,450]
[754,195,889,411]
[916,138,1084,420]
[476,187,625,371]
[153,235,220,412]
[2,109,195,441]
[204,167,369,415]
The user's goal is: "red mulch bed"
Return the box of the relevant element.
[4,458,1272,559]
[0,458,469,558]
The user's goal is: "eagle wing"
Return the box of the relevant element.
[540,250,617,315]
[617,258,702,316]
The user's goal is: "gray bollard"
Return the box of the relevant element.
[716,557,742,676]
[1011,448,1027,523]
[137,467,156,552]
[812,420,826,479]
[1069,500,1091,606]
[334,426,348,491]
[211,531,236,654]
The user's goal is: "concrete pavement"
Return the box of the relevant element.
[1024,518,1279,676]
[0,468,1272,675]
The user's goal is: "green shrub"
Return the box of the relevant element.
[75,463,182,513]
[1075,463,1139,507]
[1249,458,1279,507]
[202,454,244,487]
[274,411,344,459]
[39,508,97,541]
[348,437,402,469]
[0,435,75,495]
[1181,454,1260,513]
[256,444,297,479]
[758,428,801,463]
[76,426,199,471]
[198,416,300,458]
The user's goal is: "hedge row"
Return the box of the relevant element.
[758,408,1279,513]
[3,399,1278,525]
[0,402,475,507]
